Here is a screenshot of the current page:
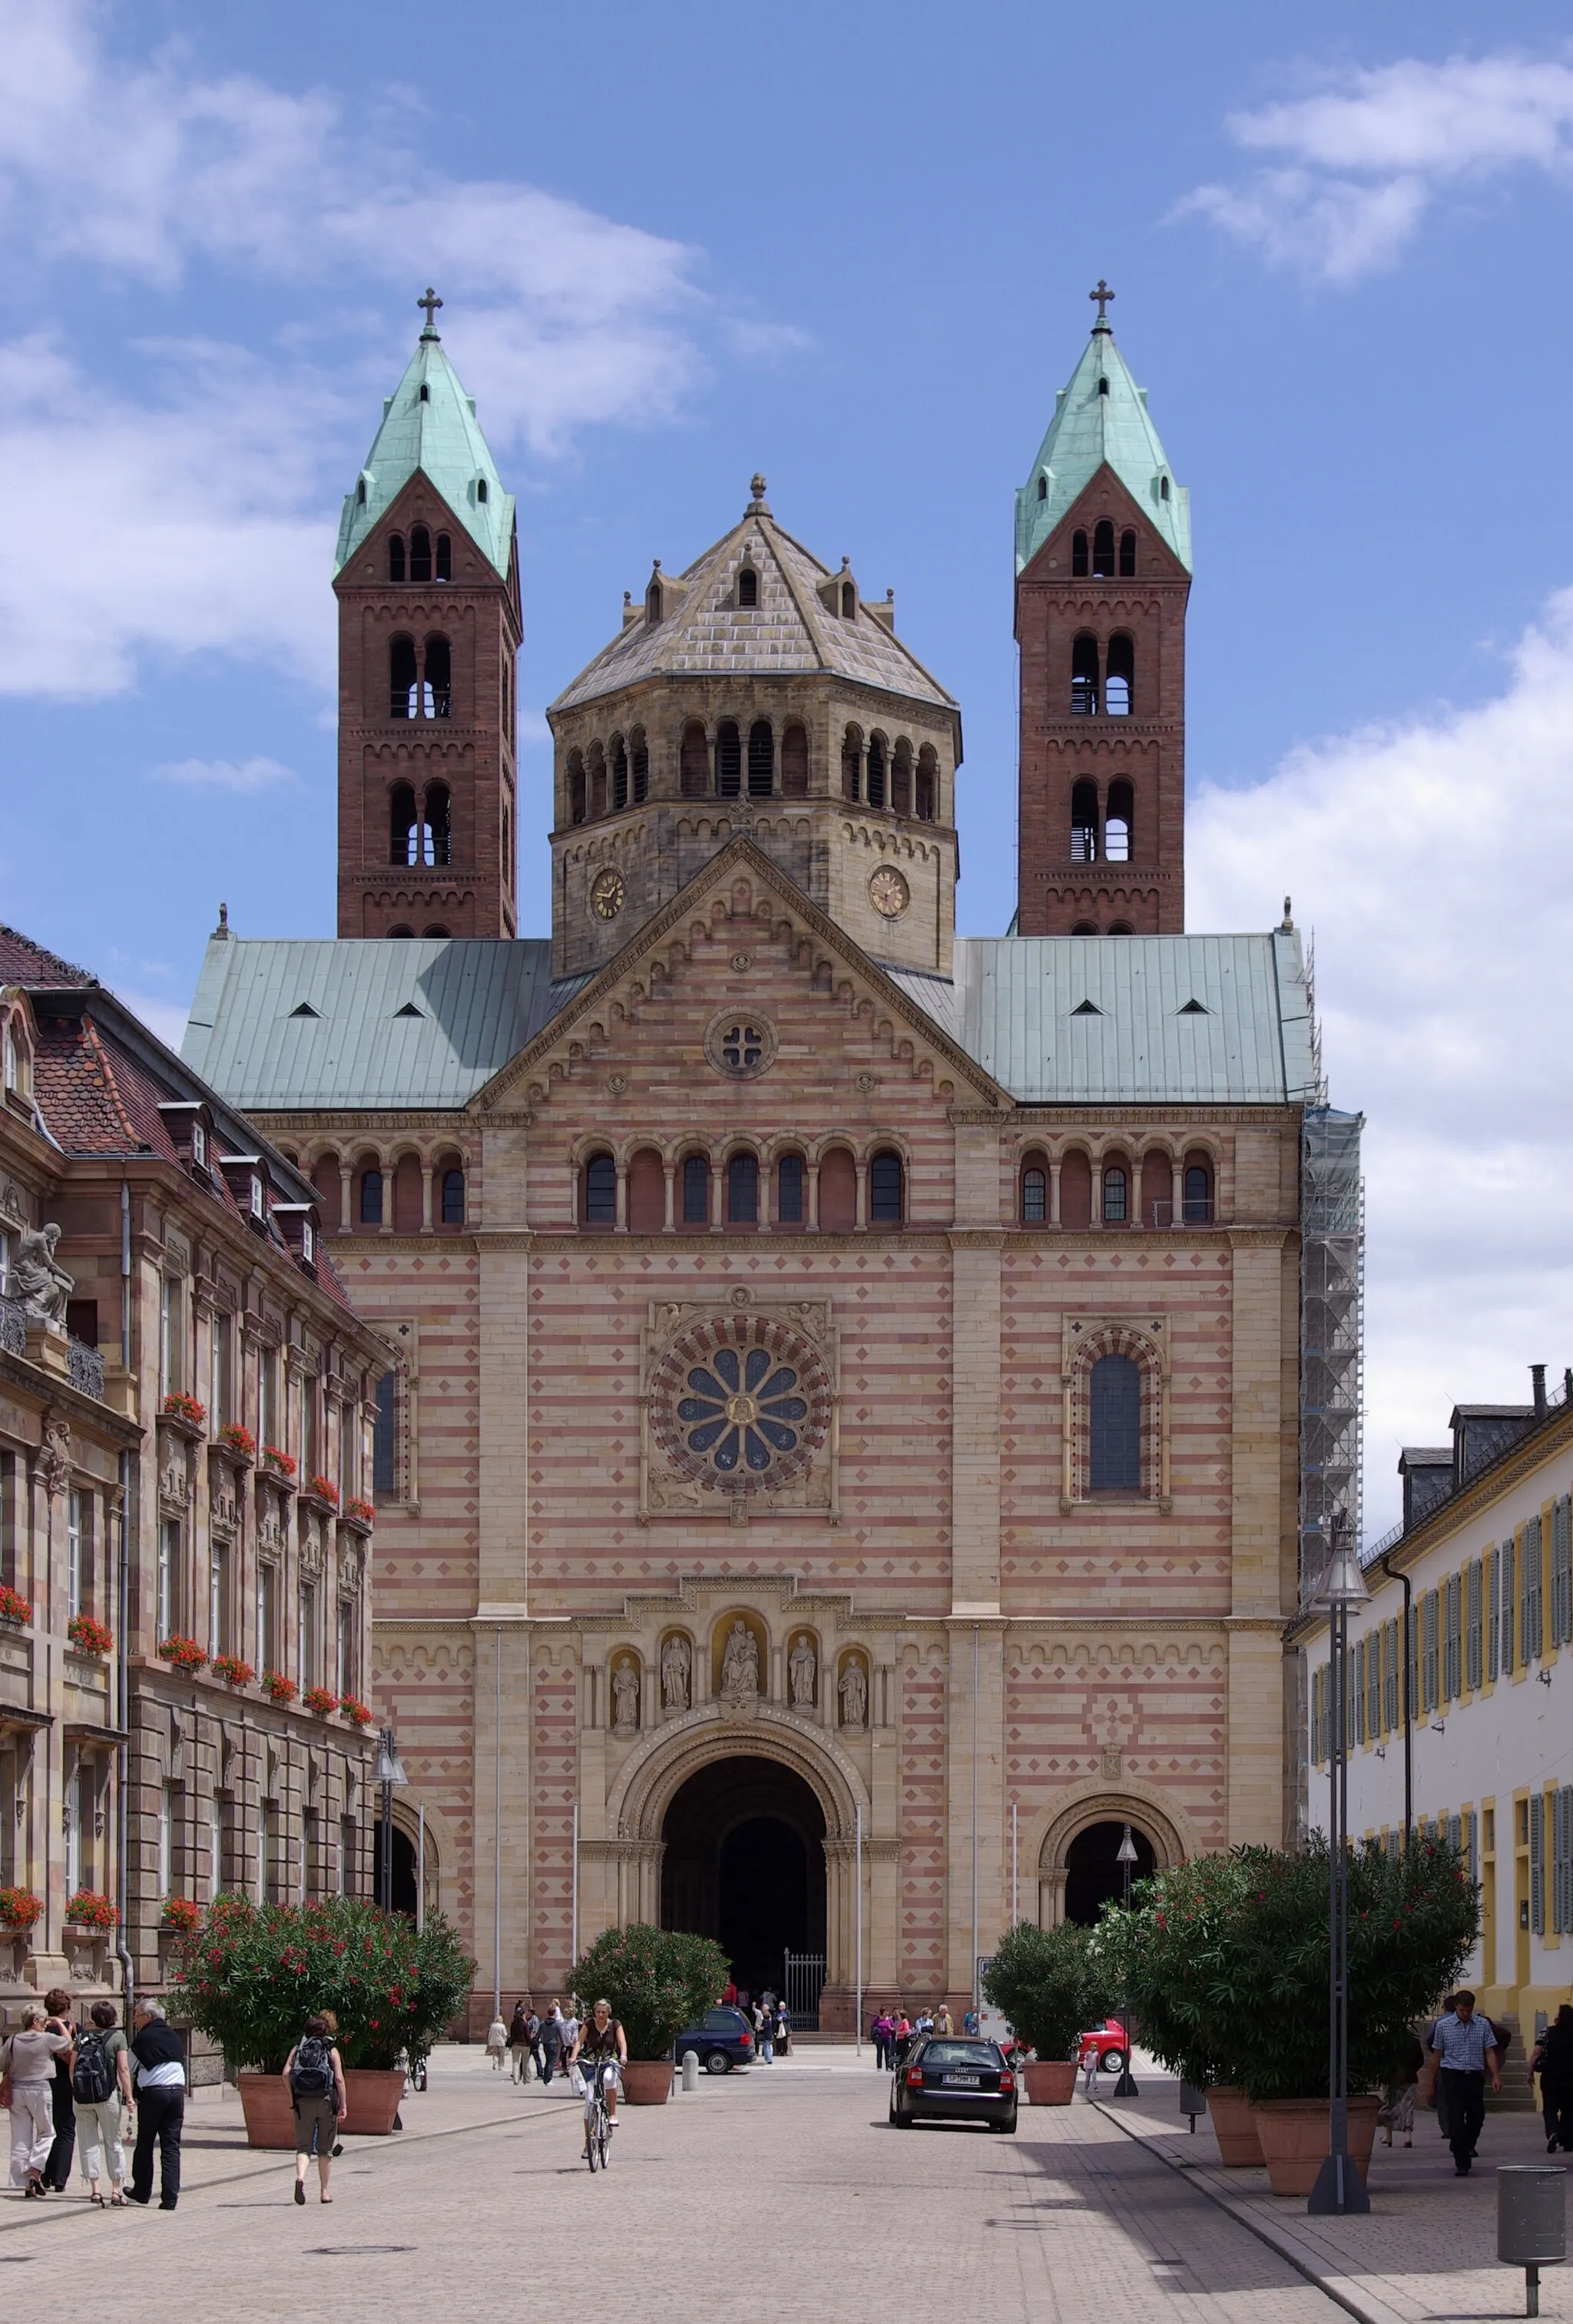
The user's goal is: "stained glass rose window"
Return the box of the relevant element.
[649,1312,833,1498]
[677,1343,808,1475]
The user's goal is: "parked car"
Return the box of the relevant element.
[1077,2017,1130,2074]
[889,2036,1018,2132]
[673,2005,755,2074]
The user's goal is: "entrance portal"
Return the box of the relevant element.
[1063,1820,1157,1928]
[661,1756,826,1995]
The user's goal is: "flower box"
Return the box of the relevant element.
[0,1582,33,1627]
[65,1889,120,1930]
[157,1634,207,1673]
[344,1498,376,1531]
[303,1683,339,1716]
[161,1391,207,1428]
[216,1423,256,1462]
[339,1695,373,1728]
[160,1896,201,1935]
[0,1885,44,1932]
[213,1654,255,1688]
[305,1474,339,1510]
[260,1668,297,1703]
[260,1444,296,1480]
[67,1612,114,1657]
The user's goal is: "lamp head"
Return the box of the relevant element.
[1116,1824,1139,1866]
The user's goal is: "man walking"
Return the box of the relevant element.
[1427,1990,1502,2175]
[538,2001,563,2087]
[127,2002,187,2211]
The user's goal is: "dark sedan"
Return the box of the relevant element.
[889,2036,1018,2131]
[673,2005,755,2074]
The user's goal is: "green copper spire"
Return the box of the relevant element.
[334,296,515,577]
[1015,303,1191,574]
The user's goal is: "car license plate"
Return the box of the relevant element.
[943,2073,981,2087]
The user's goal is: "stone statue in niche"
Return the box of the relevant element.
[611,1656,640,1735]
[839,1657,868,1730]
[720,1619,760,1703]
[661,1633,690,1713]
[14,1223,72,1331]
[789,1634,816,1709]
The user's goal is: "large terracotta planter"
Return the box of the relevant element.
[621,2060,672,2105]
[237,2071,297,2149]
[1207,2087,1265,2167]
[1250,2096,1381,2197]
[342,2068,405,2134]
[1022,2060,1078,2107]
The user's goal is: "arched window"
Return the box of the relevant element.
[1097,374,1110,398]
[389,634,417,720]
[423,634,451,719]
[916,746,937,823]
[747,720,773,798]
[1101,1160,1129,1224]
[389,781,417,866]
[1071,921,1098,935]
[866,736,886,811]
[781,724,808,798]
[426,783,452,866]
[476,478,489,505]
[441,1168,465,1225]
[389,534,406,583]
[1118,528,1136,577]
[568,750,586,825]
[631,731,649,803]
[1107,921,1133,935]
[716,721,742,798]
[777,1153,805,1224]
[727,1151,758,1223]
[680,721,708,798]
[869,1147,904,1223]
[1037,475,1048,501]
[435,533,452,582]
[583,1150,616,1226]
[818,1147,856,1231]
[1105,633,1133,717]
[611,739,628,812]
[841,581,856,618]
[356,477,367,505]
[419,382,429,402]
[1092,520,1115,578]
[422,924,449,938]
[1059,1150,1092,1227]
[1071,530,1088,578]
[1184,1154,1213,1225]
[588,745,606,819]
[388,925,414,939]
[628,1147,664,1233]
[392,1153,422,1233]
[1160,475,1171,502]
[1071,777,1098,862]
[1105,779,1133,862]
[359,1167,383,1227]
[737,566,758,607]
[1022,1162,1048,1223]
[681,1153,710,1227]
[1071,634,1098,716]
[892,740,912,816]
[647,577,663,623]
[1089,1353,1141,1490]
[409,526,432,584]
[840,729,861,803]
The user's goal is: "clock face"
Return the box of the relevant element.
[868,866,910,919]
[590,868,626,921]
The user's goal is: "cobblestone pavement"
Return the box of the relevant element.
[2,2047,1350,2324]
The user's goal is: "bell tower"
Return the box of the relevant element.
[1014,286,1191,935]
[333,293,522,939]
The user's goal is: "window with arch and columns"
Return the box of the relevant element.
[1016,1146,1219,1230]
[571,1143,908,1233]
[1061,1322,1168,1507]
[306,1149,466,1236]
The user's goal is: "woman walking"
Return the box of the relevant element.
[2,2005,73,2195]
[42,1988,78,2192]
[1530,2005,1573,2150]
[507,2001,535,2084]
[282,2015,346,2205]
[1379,2032,1425,2148]
[485,2010,508,2071]
[74,2001,133,2205]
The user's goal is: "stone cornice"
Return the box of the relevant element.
[251,1111,467,1134]
[947,1231,1008,1251]
[1007,1104,1301,1126]
[1226,1227,1293,1250]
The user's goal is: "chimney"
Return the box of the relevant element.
[1532,1363,1548,1419]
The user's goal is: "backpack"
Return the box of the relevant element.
[71,2029,114,2106]
[290,2034,333,2100]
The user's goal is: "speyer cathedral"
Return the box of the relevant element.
[183,289,1348,2027]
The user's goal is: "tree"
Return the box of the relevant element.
[568,1922,729,2061]
[979,1921,1107,2061]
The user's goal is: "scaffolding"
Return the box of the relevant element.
[1299,1107,1365,1610]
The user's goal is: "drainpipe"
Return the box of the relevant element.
[114,1178,135,2012]
[1380,1553,1413,1846]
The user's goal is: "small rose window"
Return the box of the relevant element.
[677,1344,808,1475]
[720,1023,764,1071]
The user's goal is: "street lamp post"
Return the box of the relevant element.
[374,1726,409,1913]
[1112,1823,1140,2098]
[1308,1516,1371,2217]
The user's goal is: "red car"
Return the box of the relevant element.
[1077,2018,1131,2075]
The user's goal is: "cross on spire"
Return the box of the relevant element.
[417,286,443,337]
[1088,278,1115,326]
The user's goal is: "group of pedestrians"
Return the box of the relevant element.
[869,2002,953,2070]
[2,1991,187,2209]
[489,1998,581,2086]
[1376,1988,1573,2177]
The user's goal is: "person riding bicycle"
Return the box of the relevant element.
[568,1998,628,2150]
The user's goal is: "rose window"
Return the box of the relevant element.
[677,1344,808,1475]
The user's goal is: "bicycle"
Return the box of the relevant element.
[582,2059,617,2172]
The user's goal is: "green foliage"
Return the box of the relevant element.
[1104,1837,1478,2101]
[979,1920,1108,2061]
[568,1922,729,2060]
[168,1895,474,2073]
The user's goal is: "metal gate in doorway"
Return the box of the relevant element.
[783,1949,826,2030]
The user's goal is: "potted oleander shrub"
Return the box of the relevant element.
[169,1895,474,2146]
[568,1922,729,2104]
[980,1920,1108,2104]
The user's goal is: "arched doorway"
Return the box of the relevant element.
[660,1755,826,1995]
[1062,1819,1157,1927]
[389,1825,418,1917]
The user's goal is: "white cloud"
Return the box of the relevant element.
[1189,593,1573,1535]
[109,985,190,1051]
[149,755,300,793]
[1180,52,1573,280]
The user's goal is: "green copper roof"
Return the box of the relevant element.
[334,328,515,578]
[1015,323,1191,574]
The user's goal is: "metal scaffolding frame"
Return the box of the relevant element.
[1299,1107,1365,1610]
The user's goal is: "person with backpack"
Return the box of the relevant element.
[74,2000,134,2205]
[281,2015,346,2205]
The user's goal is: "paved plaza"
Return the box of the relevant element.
[2,2050,1568,2324]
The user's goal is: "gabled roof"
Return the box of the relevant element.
[1015,322,1191,575]
[550,485,957,716]
[0,924,94,987]
[334,326,515,579]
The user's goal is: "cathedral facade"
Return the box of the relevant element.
[184,301,1323,2025]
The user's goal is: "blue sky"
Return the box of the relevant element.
[6,0,1573,1528]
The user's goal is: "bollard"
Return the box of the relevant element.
[1180,2082,1206,2133]
[1498,2167,1567,2318]
[681,2049,700,2094]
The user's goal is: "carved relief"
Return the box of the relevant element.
[300,1519,324,1581]
[35,1415,71,1498]
[210,1469,240,1540]
[157,1428,190,1513]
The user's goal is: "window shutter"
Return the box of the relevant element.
[1466,1809,1479,1889]
[1500,1538,1516,1677]
[1531,1791,1545,1936]
[1422,1590,1439,1713]
[1555,1498,1572,1648]
[1555,1788,1573,1936]
[1523,1514,1544,1665]
[1466,1559,1483,1692]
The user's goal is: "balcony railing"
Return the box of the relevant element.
[0,1291,24,1358]
[0,1292,105,1396]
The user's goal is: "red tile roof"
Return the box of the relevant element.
[0,924,94,988]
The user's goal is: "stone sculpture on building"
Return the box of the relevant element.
[839,1657,867,1730]
[661,1632,690,1713]
[720,1620,760,1704]
[789,1634,816,1709]
[14,1222,71,1330]
[611,1656,640,1735]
